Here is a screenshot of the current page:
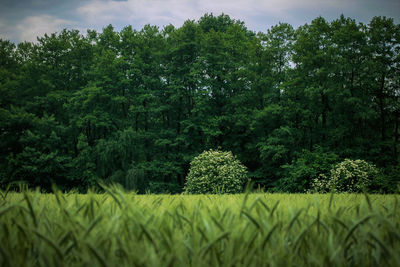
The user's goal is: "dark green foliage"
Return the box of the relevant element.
[147,181,182,194]
[278,146,339,192]
[371,165,400,193]
[0,14,399,192]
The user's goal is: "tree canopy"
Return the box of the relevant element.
[0,14,399,193]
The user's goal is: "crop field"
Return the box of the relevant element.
[0,188,399,266]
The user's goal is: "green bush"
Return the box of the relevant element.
[147,181,182,194]
[369,165,400,193]
[311,159,378,193]
[184,150,248,194]
[278,147,339,192]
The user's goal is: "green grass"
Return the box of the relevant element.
[0,187,399,266]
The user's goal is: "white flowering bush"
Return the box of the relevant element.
[184,150,248,194]
[311,159,378,193]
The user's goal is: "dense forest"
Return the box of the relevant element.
[0,14,399,193]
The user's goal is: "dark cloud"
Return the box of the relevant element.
[0,0,399,43]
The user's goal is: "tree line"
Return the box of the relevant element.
[0,14,399,193]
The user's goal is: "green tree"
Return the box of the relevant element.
[366,17,400,164]
[0,14,398,193]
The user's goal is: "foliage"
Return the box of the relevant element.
[0,189,399,266]
[147,181,182,194]
[312,159,379,193]
[184,150,248,194]
[0,14,399,192]
[278,146,339,192]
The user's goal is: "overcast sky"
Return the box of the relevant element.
[0,0,399,43]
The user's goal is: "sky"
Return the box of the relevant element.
[0,0,399,43]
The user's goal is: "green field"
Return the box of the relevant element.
[0,189,399,266]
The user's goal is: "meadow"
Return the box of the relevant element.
[0,188,399,266]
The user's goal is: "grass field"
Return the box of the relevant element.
[0,187,399,266]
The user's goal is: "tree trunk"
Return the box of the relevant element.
[394,111,399,161]
[379,73,386,141]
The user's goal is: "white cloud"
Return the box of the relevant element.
[77,0,198,29]
[0,19,14,41]
[11,15,73,42]
[77,0,350,29]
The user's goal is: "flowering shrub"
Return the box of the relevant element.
[311,159,378,193]
[184,150,248,194]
